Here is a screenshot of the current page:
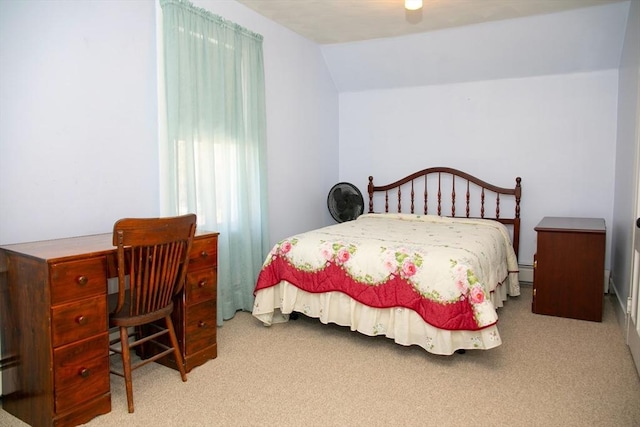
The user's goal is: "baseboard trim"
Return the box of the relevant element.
[608,277,629,335]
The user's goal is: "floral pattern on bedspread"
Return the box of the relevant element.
[254,214,519,331]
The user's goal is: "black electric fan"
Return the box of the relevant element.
[327,182,364,223]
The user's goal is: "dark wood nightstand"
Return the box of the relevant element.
[532,217,606,322]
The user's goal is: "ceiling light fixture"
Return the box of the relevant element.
[405,0,423,11]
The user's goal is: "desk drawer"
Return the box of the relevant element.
[55,356,109,413]
[54,333,109,391]
[189,237,217,271]
[52,295,107,347]
[185,299,217,355]
[185,269,217,305]
[51,257,107,305]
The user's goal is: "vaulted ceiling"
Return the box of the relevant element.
[235,0,631,91]
[235,0,627,44]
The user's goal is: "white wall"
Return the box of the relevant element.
[612,0,640,306]
[0,0,339,247]
[339,71,618,267]
[0,0,160,243]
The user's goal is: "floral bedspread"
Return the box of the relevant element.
[254,213,519,331]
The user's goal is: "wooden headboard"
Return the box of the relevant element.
[367,167,522,257]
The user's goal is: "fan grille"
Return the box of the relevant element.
[327,182,364,223]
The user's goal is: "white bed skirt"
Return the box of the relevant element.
[252,273,518,356]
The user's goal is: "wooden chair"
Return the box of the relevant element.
[109,214,196,413]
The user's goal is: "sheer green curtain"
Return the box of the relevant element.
[159,0,269,325]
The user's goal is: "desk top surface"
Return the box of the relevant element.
[0,230,218,262]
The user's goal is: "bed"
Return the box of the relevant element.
[252,167,522,355]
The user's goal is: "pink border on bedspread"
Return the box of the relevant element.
[255,256,496,331]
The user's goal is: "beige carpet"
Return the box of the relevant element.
[1,285,639,427]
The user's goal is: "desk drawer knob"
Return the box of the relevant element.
[78,368,90,378]
[200,251,209,258]
[197,280,207,288]
[76,315,87,325]
[77,276,88,286]
[198,320,207,328]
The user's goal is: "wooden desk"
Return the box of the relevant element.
[0,231,219,426]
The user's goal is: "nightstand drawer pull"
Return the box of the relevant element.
[198,320,207,328]
[200,251,209,258]
[78,367,90,378]
[76,276,89,286]
[76,315,87,325]
[198,280,207,288]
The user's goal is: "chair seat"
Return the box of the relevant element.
[109,296,174,328]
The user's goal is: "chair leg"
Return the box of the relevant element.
[165,316,187,382]
[119,326,135,413]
